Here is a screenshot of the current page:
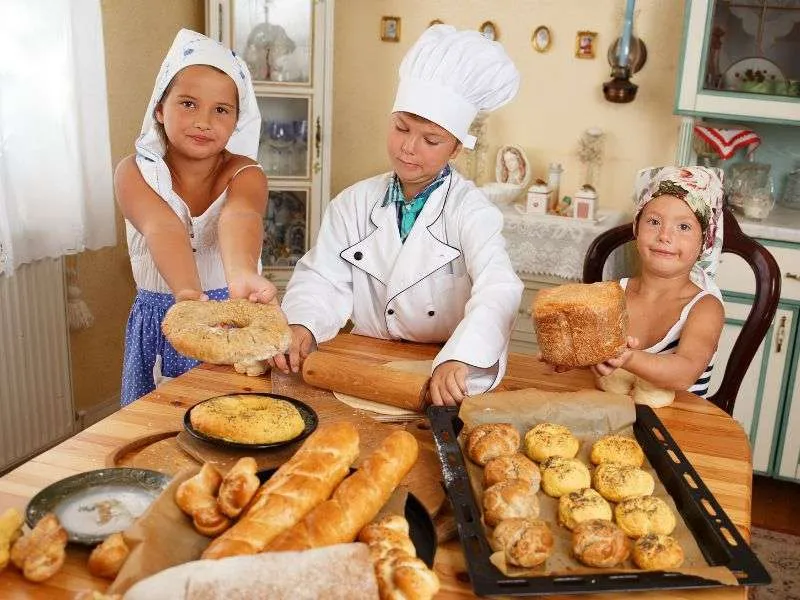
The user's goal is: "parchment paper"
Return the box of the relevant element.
[458,388,737,585]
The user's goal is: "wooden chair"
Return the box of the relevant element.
[582,207,781,415]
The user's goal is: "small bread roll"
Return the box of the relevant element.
[615,496,676,538]
[593,463,655,503]
[632,377,675,408]
[558,487,612,531]
[491,518,554,568]
[465,423,520,466]
[87,533,129,579]
[540,457,591,498]
[571,519,630,568]
[632,534,684,570]
[483,453,541,491]
[482,480,540,527]
[218,457,260,519]
[596,368,636,395]
[523,423,580,463]
[590,435,645,467]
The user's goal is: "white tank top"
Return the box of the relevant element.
[620,278,716,396]
[126,164,262,294]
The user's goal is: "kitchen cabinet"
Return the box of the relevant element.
[675,0,800,124]
[206,0,334,293]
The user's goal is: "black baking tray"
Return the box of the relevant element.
[427,404,771,596]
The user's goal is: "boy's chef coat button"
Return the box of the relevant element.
[387,308,395,315]
[428,310,435,317]
[353,251,363,260]
[192,248,196,253]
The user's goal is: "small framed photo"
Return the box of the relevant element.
[381,16,401,42]
[429,19,444,27]
[479,21,498,41]
[532,26,552,53]
[575,31,597,59]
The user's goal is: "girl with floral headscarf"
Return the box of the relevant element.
[590,166,725,396]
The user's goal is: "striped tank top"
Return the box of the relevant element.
[620,278,716,397]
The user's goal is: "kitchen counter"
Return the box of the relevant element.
[736,204,800,243]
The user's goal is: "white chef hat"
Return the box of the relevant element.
[135,29,261,206]
[392,25,520,149]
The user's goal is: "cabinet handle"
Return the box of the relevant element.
[786,272,800,281]
[776,315,787,353]
[313,116,322,174]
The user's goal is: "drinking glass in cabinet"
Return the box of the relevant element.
[262,189,308,267]
[704,0,800,97]
[257,97,310,178]
[233,0,312,84]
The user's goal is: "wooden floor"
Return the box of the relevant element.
[751,475,800,535]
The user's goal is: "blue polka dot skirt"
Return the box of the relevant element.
[120,287,228,406]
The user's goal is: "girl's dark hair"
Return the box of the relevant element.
[153,65,239,147]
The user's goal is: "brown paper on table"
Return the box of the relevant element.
[107,467,210,595]
[458,388,738,586]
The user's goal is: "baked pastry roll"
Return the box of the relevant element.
[482,453,541,491]
[632,534,684,570]
[523,423,579,463]
[571,519,630,568]
[465,423,520,466]
[558,487,612,531]
[87,533,129,579]
[490,518,554,568]
[615,496,676,538]
[590,435,645,467]
[592,463,655,503]
[482,480,540,527]
[540,457,591,498]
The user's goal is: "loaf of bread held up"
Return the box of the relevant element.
[266,430,419,552]
[533,281,628,367]
[202,422,360,559]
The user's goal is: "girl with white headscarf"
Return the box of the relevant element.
[591,166,725,396]
[116,29,274,405]
[276,25,524,405]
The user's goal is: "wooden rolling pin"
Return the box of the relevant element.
[301,352,430,412]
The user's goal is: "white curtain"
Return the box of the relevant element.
[0,0,116,275]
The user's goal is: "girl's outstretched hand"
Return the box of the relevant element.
[228,273,278,304]
[590,336,641,377]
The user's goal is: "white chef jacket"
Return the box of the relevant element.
[282,168,523,394]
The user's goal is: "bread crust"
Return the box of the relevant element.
[593,463,655,503]
[162,299,291,364]
[632,533,684,570]
[523,423,580,463]
[558,487,612,531]
[482,480,540,527]
[540,457,591,498]
[483,453,541,491]
[571,519,630,568]
[490,518,554,568]
[217,457,260,518]
[590,435,645,467]
[190,395,306,445]
[465,423,520,466]
[533,281,628,367]
[615,496,676,538]
[87,533,130,579]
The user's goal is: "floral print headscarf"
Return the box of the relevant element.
[633,166,725,298]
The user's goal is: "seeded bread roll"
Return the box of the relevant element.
[523,423,579,463]
[482,454,541,491]
[482,480,540,527]
[590,435,645,467]
[558,487,612,531]
[615,496,676,538]
[571,519,630,568]
[465,423,520,466]
[540,457,591,498]
[632,534,684,570]
[490,519,553,568]
[533,281,628,368]
[593,463,655,503]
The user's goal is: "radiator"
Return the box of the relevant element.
[0,258,75,471]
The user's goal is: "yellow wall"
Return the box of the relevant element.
[69,1,204,412]
[331,0,686,210]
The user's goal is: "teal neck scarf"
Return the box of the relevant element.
[382,164,451,242]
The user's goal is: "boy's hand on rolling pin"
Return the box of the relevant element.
[429,361,469,407]
[228,273,278,304]
[175,289,209,302]
[269,325,316,375]
[590,336,641,377]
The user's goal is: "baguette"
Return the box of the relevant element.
[266,430,419,552]
[201,422,360,559]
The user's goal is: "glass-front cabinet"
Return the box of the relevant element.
[676,0,800,123]
[206,0,334,291]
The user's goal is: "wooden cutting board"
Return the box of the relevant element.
[175,371,446,517]
[108,431,200,476]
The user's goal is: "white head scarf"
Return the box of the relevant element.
[135,29,260,207]
[392,25,520,149]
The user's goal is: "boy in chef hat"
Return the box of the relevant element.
[273,25,523,405]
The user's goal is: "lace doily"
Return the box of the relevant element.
[502,208,626,281]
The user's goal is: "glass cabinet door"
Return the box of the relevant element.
[256,96,311,178]
[232,0,313,85]
[262,188,309,267]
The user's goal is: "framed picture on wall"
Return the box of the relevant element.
[381,16,401,42]
[575,31,597,59]
[479,21,498,41]
[532,26,552,53]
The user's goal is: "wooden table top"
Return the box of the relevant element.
[0,334,753,599]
